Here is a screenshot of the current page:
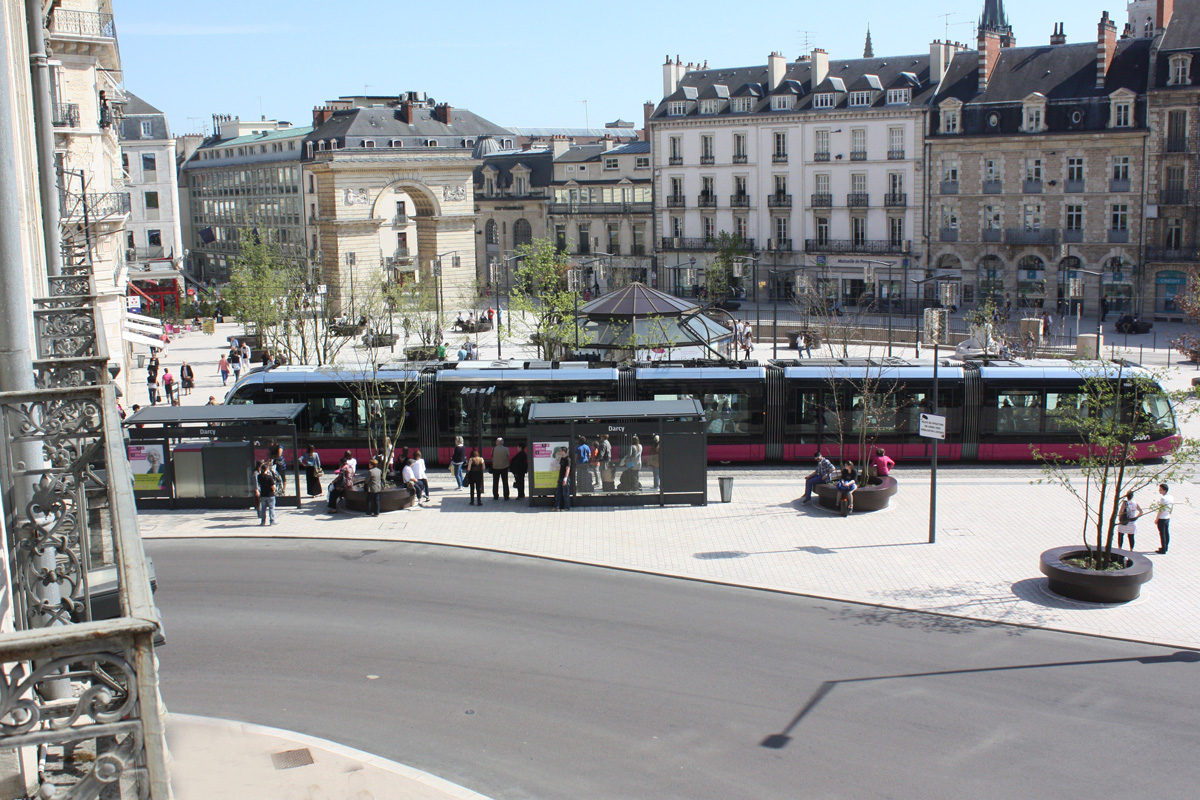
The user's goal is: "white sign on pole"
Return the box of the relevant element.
[919,413,946,440]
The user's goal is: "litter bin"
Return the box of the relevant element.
[718,476,734,503]
[137,354,146,368]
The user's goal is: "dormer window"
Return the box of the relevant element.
[700,99,719,114]
[1025,107,1042,131]
[426,139,438,147]
[390,139,403,147]
[732,97,754,112]
[1022,95,1047,133]
[943,110,960,134]
[886,88,911,105]
[668,101,686,116]
[813,93,835,109]
[849,91,873,107]
[362,139,375,148]
[771,95,794,111]
[1170,54,1192,86]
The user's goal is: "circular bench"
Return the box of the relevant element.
[814,476,898,512]
[343,478,416,513]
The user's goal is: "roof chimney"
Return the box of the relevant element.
[550,135,571,159]
[930,40,948,84]
[399,100,414,124]
[433,103,452,125]
[977,31,1003,94]
[1097,11,1118,89]
[1050,22,1066,45]
[312,105,334,128]
[1157,0,1174,30]
[810,49,829,92]
[768,51,787,91]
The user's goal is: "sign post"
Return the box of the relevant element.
[922,305,947,545]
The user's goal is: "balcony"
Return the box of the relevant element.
[771,239,793,251]
[772,153,789,164]
[1005,227,1057,245]
[814,151,831,162]
[940,228,959,242]
[666,195,686,208]
[1108,228,1130,243]
[700,154,715,165]
[1023,179,1043,193]
[982,228,1002,242]
[804,238,910,254]
[60,191,131,222]
[730,194,750,208]
[127,246,166,261]
[884,192,907,207]
[393,246,412,259]
[1167,136,1189,153]
[697,193,717,208]
[49,9,116,39]
[668,156,683,166]
[631,244,646,256]
[767,193,792,208]
[887,149,905,160]
[941,180,959,195]
[733,154,748,164]
[52,102,80,128]
[548,201,653,215]
[1160,189,1191,205]
[850,150,867,161]
[847,192,870,207]
[1065,180,1085,193]
[392,214,409,226]
[661,237,720,251]
[1063,229,1084,243]
[1110,178,1131,192]
[1145,246,1200,262]
[811,193,832,207]
[983,180,1003,194]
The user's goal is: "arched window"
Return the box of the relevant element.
[485,219,498,245]
[977,255,1004,305]
[1017,255,1046,309]
[513,218,533,247]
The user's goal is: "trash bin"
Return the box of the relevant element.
[137,354,146,368]
[718,476,734,503]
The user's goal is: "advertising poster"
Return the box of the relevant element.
[127,444,167,492]
[532,441,568,490]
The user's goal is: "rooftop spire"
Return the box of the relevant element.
[863,26,874,58]
[980,0,1013,37]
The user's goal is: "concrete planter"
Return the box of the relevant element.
[1039,546,1153,603]
[344,485,415,513]
[814,477,898,512]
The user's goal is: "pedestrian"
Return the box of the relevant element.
[510,443,528,499]
[365,458,383,516]
[450,435,466,490]
[412,448,430,504]
[1100,296,1109,322]
[743,330,753,360]
[597,433,612,490]
[574,436,592,492]
[466,448,487,505]
[160,368,176,404]
[300,445,323,497]
[343,449,358,474]
[240,342,251,365]
[1117,490,1142,550]
[1154,483,1174,554]
[801,452,836,505]
[327,458,352,513]
[146,371,159,405]
[147,352,160,383]
[868,447,894,485]
[205,395,217,406]
[437,341,447,360]
[230,348,242,381]
[555,446,572,511]
[457,343,469,361]
[218,354,230,385]
[254,461,277,526]
[180,361,195,396]
[491,437,511,500]
[835,462,858,514]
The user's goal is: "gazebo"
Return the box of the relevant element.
[575,282,734,359]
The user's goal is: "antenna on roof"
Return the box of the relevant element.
[577,99,589,130]
[796,30,816,53]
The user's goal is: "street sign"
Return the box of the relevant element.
[919,413,946,440]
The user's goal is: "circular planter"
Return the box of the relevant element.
[344,485,415,513]
[1039,546,1153,603]
[814,476,898,512]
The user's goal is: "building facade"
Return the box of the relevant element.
[929,9,1151,315]
[648,47,945,306]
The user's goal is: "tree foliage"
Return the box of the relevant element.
[705,232,749,302]
[508,237,587,360]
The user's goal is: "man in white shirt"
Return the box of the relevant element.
[1155,483,1174,554]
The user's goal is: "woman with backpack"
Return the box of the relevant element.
[1117,491,1143,550]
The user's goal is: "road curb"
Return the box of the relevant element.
[151,535,1200,654]
[170,713,495,799]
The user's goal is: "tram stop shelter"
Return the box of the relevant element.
[122,403,306,509]
[526,399,707,507]
[576,283,733,360]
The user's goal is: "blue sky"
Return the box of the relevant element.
[114,0,1131,136]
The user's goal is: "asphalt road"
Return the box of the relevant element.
[148,539,1200,800]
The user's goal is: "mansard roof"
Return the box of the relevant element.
[472,149,553,189]
[1160,0,1200,52]
[305,103,510,150]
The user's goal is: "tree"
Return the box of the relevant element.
[1034,361,1199,568]
[1171,268,1200,362]
[223,229,306,354]
[508,237,587,361]
[705,232,749,302]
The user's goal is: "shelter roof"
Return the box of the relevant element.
[123,404,307,425]
[528,399,704,421]
[579,282,701,318]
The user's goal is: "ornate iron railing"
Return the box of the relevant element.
[48,10,117,39]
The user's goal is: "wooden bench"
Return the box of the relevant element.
[814,476,898,512]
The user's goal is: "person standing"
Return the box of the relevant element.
[161,368,176,404]
[491,437,511,500]
[597,434,612,491]
[240,342,251,366]
[467,448,486,506]
[146,352,160,384]
[555,447,572,511]
[1154,483,1174,554]
[365,458,383,517]
[180,361,195,396]
[412,448,430,504]
[450,435,466,490]
[1117,491,1142,550]
[300,445,323,498]
[229,348,242,381]
[254,461,277,526]
[218,353,230,386]
[510,443,528,500]
[574,436,592,493]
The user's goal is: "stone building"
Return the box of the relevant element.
[473,142,552,282]
[928,7,1151,315]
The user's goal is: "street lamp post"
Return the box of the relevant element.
[767,265,804,360]
[859,258,896,357]
[911,277,960,545]
[1068,268,1104,355]
[735,254,761,338]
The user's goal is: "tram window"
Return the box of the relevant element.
[996,390,1042,433]
[1045,392,1083,433]
[649,389,760,434]
[895,390,927,434]
[787,390,820,434]
[308,395,356,437]
[1139,393,1174,432]
[848,392,900,434]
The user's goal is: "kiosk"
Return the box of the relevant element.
[526,399,707,507]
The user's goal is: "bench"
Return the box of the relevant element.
[814,476,898,512]
[344,481,416,513]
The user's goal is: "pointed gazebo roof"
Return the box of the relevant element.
[578,282,699,320]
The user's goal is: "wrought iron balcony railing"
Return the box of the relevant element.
[1145,246,1200,262]
[811,193,832,207]
[729,194,750,208]
[547,202,652,215]
[804,238,911,254]
[884,193,907,207]
[48,10,117,39]
[52,102,80,128]
[661,237,719,251]
[60,191,131,223]
[1005,227,1057,245]
[732,154,748,164]
[697,193,716,208]
[767,193,792,208]
[1159,189,1190,205]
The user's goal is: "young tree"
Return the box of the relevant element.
[223,229,307,356]
[508,237,587,361]
[705,232,749,303]
[1034,361,1198,568]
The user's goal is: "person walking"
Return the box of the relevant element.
[1117,490,1142,550]
[180,362,195,396]
[218,354,230,386]
[300,445,323,497]
[147,372,160,406]
[365,458,383,517]
[555,446,572,511]
[229,348,242,382]
[254,461,277,526]
[161,368,176,404]
[467,448,486,505]
[412,448,430,504]
[146,352,160,384]
[1154,483,1174,554]
[491,437,511,500]
[450,435,466,490]
[510,443,528,499]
